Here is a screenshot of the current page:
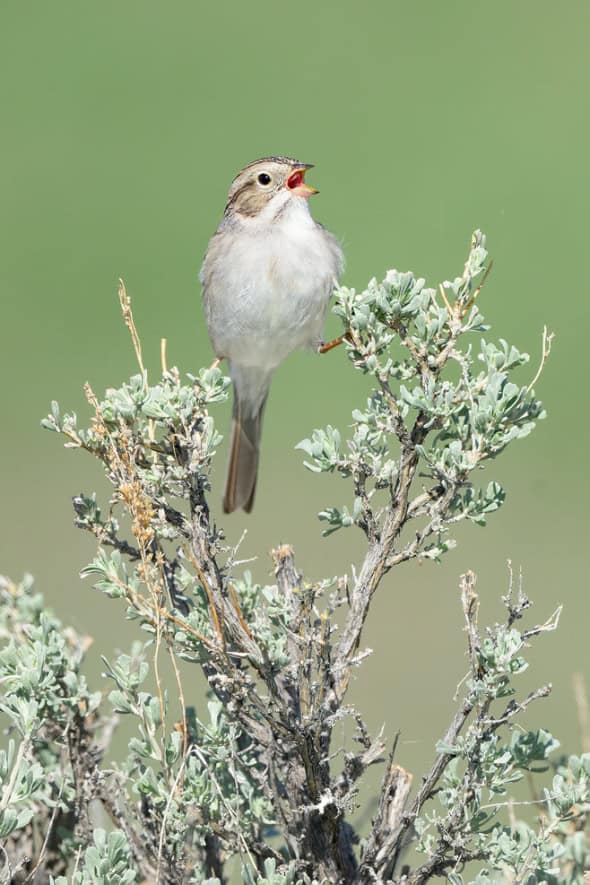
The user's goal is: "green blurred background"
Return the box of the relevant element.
[1,0,589,806]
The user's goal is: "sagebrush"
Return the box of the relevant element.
[1,232,587,884]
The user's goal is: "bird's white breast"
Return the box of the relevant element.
[203,198,341,371]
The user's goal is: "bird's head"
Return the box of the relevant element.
[224,156,318,219]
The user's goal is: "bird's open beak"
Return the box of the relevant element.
[286,164,319,197]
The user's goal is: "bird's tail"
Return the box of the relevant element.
[223,367,270,514]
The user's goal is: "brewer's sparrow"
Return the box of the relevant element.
[200,156,343,514]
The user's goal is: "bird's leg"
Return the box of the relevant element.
[318,331,353,354]
[209,356,224,370]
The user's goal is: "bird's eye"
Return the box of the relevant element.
[257,173,271,185]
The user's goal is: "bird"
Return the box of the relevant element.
[200,156,344,514]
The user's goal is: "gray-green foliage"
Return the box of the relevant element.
[410,576,588,885]
[52,829,137,885]
[1,231,584,883]
[102,642,274,873]
[0,574,102,879]
[299,233,543,550]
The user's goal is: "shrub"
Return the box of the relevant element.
[2,232,586,884]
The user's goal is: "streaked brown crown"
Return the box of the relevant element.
[224,156,313,218]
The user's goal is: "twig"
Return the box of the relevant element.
[143,560,168,761]
[485,684,552,730]
[160,337,168,374]
[573,672,590,753]
[461,570,480,677]
[0,738,28,814]
[156,749,190,883]
[192,745,258,872]
[71,846,83,879]
[521,605,562,640]
[386,484,457,568]
[184,546,226,651]
[0,846,10,885]
[23,775,66,884]
[168,642,189,780]
[118,279,146,377]
[438,283,452,314]
[527,325,554,393]
[460,257,494,316]
[388,575,484,863]
[503,559,532,626]
[95,531,141,561]
[358,753,413,881]
[331,422,426,701]
[114,574,217,650]
[228,583,253,641]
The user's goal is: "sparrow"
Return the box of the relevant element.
[200,156,344,514]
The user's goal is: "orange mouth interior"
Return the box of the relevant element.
[286,169,305,189]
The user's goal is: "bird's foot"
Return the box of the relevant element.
[318,331,353,354]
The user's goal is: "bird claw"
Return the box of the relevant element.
[318,331,353,354]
